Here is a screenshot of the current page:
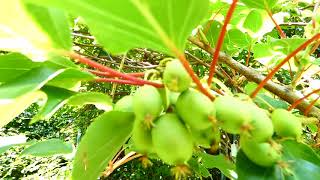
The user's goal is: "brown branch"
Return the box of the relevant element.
[189,37,320,119]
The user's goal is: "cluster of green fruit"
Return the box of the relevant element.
[114,59,303,168]
[215,95,302,167]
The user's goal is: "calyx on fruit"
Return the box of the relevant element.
[271,109,302,139]
[176,89,215,130]
[133,85,163,127]
[163,59,192,92]
[152,113,193,165]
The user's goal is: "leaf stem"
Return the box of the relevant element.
[288,88,320,111]
[304,96,320,116]
[207,0,238,86]
[250,33,320,98]
[266,9,286,38]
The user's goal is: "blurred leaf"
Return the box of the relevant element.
[0,53,41,82]
[31,86,75,123]
[72,111,134,180]
[27,0,209,56]
[0,65,65,100]
[0,91,46,128]
[21,139,73,157]
[0,0,71,61]
[244,10,264,33]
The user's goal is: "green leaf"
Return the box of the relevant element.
[31,86,75,123]
[0,53,41,82]
[0,91,46,127]
[240,0,278,9]
[281,140,320,167]
[46,68,95,90]
[227,29,251,48]
[0,65,65,100]
[21,139,73,157]
[236,150,281,180]
[72,111,134,180]
[244,10,264,33]
[0,0,71,61]
[26,0,209,56]
[23,3,72,50]
[67,92,113,111]
[198,153,236,179]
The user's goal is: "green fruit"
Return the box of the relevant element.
[114,95,133,112]
[241,103,274,142]
[131,120,153,154]
[169,92,180,105]
[133,85,163,126]
[271,109,302,139]
[214,96,251,134]
[190,127,220,148]
[240,138,281,167]
[152,113,193,165]
[176,89,215,130]
[163,60,192,92]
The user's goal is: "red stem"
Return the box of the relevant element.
[251,33,320,98]
[96,78,145,86]
[69,53,163,88]
[176,53,215,100]
[88,69,145,77]
[207,0,238,86]
[267,9,286,38]
[304,96,320,116]
[288,88,320,111]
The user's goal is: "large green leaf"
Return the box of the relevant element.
[0,0,71,61]
[0,65,65,101]
[21,139,73,157]
[236,150,281,180]
[0,53,41,82]
[0,135,27,154]
[26,0,209,55]
[198,153,236,179]
[72,111,134,180]
[23,3,72,50]
[0,91,46,127]
[31,87,112,123]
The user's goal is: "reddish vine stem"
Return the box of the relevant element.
[289,88,320,111]
[251,33,320,98]
[245,46,251,66]
[304,96,320,116]
[68,53,163,88]
[266,9,286,38]
[88,69,145,77]
[207,0,238,86]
